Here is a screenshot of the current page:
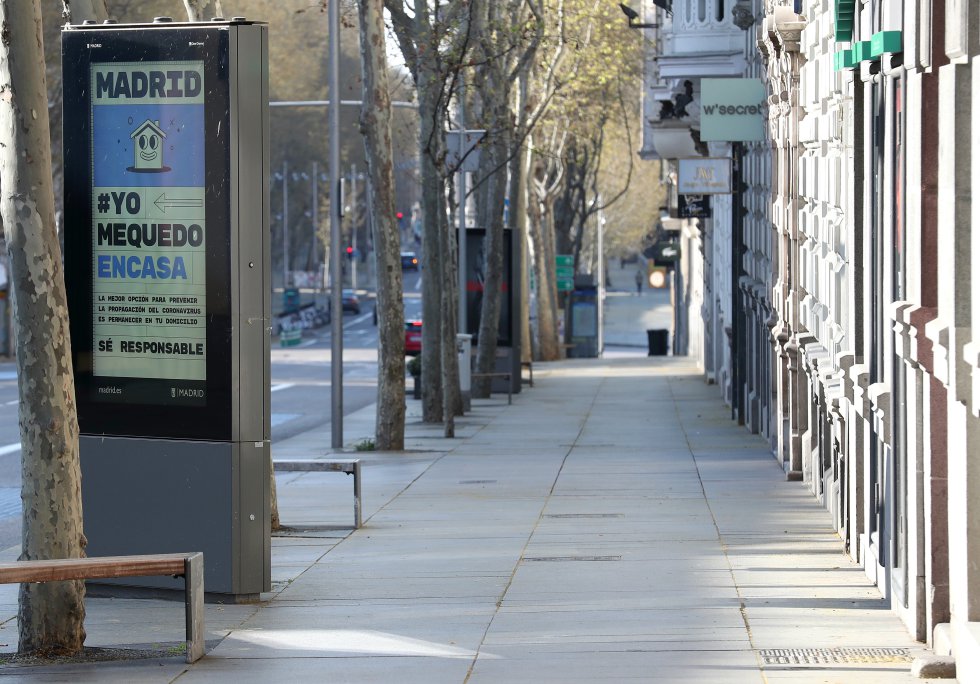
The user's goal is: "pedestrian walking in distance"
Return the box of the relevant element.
[635,269,643,295]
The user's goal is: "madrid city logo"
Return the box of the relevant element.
[127,119,171,173]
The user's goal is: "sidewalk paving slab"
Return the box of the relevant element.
[0,356,946,682]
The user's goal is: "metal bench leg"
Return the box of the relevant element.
[352,461,362,529]
[184,552,205,663]
[507,375,512,405]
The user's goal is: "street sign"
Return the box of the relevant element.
[556,254,574,291]
[446,129,486,172]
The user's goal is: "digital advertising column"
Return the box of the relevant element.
[63,20,270,599]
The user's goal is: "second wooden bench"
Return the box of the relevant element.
[274,459,362,529]
[471,371,513,404]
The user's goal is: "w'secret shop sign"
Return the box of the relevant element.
[91,62,207,382]
[699,78,767,142]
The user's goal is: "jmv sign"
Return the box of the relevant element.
[678,158,731,194]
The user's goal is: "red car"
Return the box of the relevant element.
[405,320,422,356]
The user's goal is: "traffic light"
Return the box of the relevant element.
[395,211,404,221]
[345,246,354,259]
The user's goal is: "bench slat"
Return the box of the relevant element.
[274,460,357,474]
[0,554,190,584]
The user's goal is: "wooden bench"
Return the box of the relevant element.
[0,553,204,663]
[471,371,513,404]
[274,459,362,529]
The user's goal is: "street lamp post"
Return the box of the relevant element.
[457,81,467,336]
[328,0,343,448]
[350,164,358,290]
[597,207,605,357]
[311,161,318,275]
[281,160,289,288]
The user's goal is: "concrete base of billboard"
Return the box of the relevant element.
[80,435,270,599]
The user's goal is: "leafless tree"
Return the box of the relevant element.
[0,0,95,656]
[357,0,406,448]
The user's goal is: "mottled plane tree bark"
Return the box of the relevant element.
[0,0,87,656]
[182,0,222,22]
[356,0,406,448]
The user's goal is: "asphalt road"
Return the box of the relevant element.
[0,271,425,551]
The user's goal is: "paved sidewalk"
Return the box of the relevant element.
[0,356,941,682]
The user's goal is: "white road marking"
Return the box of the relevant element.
[0,443,21,456]
[4,400,18,406]
[270,383,296,393]
[344,313,372,330]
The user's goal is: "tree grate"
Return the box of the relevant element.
[458,480,497,484]
[759,647,913,666]
[543,513,624,519]
[523,555,622,562]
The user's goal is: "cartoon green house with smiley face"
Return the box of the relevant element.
[130,119,167,171]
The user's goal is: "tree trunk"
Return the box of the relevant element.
[182,0,222,21]
[417,75,444,423]
[357,0,406,449]
[528,158,561,361]
[472,130,509,397]
[507,80,531,367]
[0,0,86,656]
[440,175,459,436]
[61,0,107,22]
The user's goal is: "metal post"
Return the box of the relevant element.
[311,161,318,276]
[366,175,374,287]
[457,82,467,335]
[731,141,744,425]
[282,160,289,288]
[329,0,343,448]
[597,205,604,356]
[351,164,358,290]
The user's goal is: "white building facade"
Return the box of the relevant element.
[643,0,980,675]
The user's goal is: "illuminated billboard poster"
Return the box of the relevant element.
[91,61,207,383]
[63,29,233,441]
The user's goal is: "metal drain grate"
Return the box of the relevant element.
[543,513,624,519]
[759,647,913,666]
[458,479,497,485]
[523,555,622,562]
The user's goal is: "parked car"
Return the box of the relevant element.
[401,252,420,271]
[405,319,422,356]
[341,289,360,314]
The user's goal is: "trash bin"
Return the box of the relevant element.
[457,334,472,412]
[647,329,669,356]
[282,287,300,314]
